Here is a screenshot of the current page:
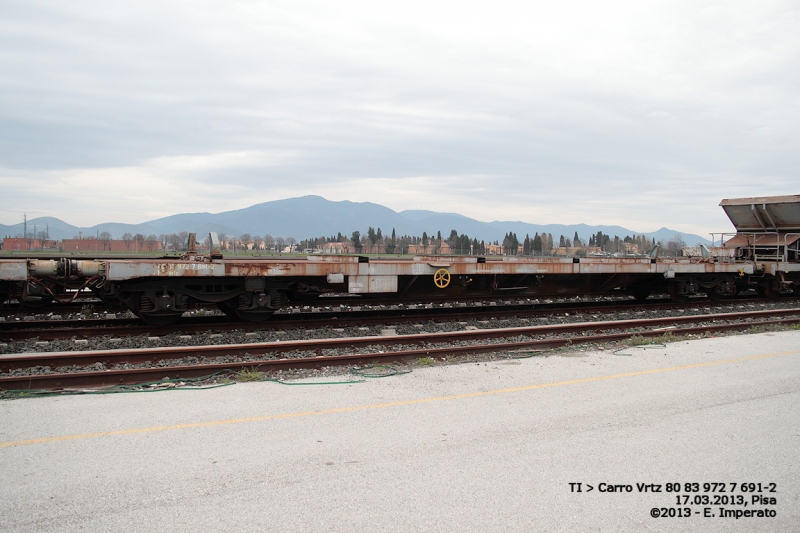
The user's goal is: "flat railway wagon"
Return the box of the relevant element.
[2,195,799,325]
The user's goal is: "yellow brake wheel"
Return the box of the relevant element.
[433,268,451,289]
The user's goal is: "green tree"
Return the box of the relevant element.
[351,231,362,253]
[502,232,519,255]
[447,229,459,251]
[458,234,471,255]
[533,233,543,254]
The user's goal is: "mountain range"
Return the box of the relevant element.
[1,195,712,245]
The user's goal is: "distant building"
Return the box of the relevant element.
[406,243,454,255]
[2,238,164,253]
[552,246,601,256]
[1,238,59,251]
[321,242,355,254]
[61,239,163,253]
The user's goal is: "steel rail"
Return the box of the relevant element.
[2,308,799,390]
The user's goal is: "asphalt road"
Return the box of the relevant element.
[1,330,799,532]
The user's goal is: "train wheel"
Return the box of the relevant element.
[706,290,724,301]
[668,282,688,303]
[630,288,651,302]
[218,294,281,322]
[761,283,780,299]
[217,299,241,320]
[125,290,187,326]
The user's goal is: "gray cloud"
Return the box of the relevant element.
[1,0,798,234]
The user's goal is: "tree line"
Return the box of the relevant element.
[60,227,684,257]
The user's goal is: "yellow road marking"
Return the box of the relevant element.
[2,349,797,449]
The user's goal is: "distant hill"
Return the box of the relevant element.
[0,195,712,245]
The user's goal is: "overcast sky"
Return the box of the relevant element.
[1,1,798,236]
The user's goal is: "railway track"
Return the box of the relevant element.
[2,296,795,342]
[2,307,799,392]
[0,294,621,318]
